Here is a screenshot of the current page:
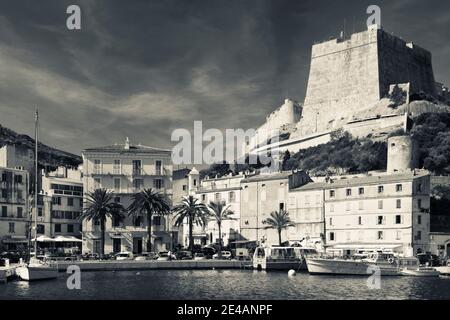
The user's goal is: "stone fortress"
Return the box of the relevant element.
[244,24,450,156]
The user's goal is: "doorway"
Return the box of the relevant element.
[113,238,121,253]
[446,243,450,257]
[133,237,143,254]
[93,240,101,254]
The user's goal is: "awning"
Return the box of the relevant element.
[108,233,124,239]
[129,231,148,237]
[54,236,82,243]
[31,235,55,242]
[192,233,208,238]
[2,237,28,244]
[83,232,101,240]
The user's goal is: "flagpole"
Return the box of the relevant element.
[34,109,38,258]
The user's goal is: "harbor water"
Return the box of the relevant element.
[2,269,450,300]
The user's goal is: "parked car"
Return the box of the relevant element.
[115,252,134,261]
[201,247,216,259]
[212,251,233,260]
[194,253,207,261]
[135,252,159,261]
[175,251,193,260]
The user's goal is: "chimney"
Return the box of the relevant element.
[125,137,130,150]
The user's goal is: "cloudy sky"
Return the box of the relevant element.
[0,0,449,155]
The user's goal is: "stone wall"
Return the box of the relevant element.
[248,99,302,151]
[298,28,381,135]
[295,27,438,138]
[378,32,436,98]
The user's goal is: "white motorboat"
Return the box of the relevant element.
[435,260,450,276]
[253,246,318,271]
[400,268,440,277]
[398,257,440,277]
[306,252,400,276]
[16,259,58,281]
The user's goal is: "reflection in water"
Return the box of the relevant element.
[2,270,450,300]
[15,280,30,292]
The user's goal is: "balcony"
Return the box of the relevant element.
[90,171,125,177]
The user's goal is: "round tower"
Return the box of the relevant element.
[387,135,418,174]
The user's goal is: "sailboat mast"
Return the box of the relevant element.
[34,109,38,256]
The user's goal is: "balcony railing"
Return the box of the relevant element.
[89,167,171,177]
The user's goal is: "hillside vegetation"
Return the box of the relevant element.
[200,112,450,178]
[0,124,82,170]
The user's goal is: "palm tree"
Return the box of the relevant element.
[207,201,235,258]
[127,188,171,252]
[79,189,126,255]
[262,210,295,246]
[172,195,209,253]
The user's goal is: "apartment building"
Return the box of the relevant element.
[240,170,311,245]
[36,167,83,239]
[169,167,193,246]
[313,171,431,257]
[81,138,173,254]
[194,172,244,247]
[288,186,325,250]
[0,144,36,192]
[0,167,29,251]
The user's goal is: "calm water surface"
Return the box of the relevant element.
[2,270,450,300]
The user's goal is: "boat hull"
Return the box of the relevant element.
[400,268,440,277]
[435,266,450,276]
[16,265,58,281]
[253,259,306,271]
[306,258,399,276]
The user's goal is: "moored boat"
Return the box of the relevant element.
[16,259,58,281]
[16,110,58,282]
[435,260,450,276]
[398,257,440,277]
[306,252,400,276]
[253,246,317,271]
[400,268,440,277]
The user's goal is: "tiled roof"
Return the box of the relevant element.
[291,171,429,191]
[83,144,171,154]
[173,168,191,180]
[241,172,293,183]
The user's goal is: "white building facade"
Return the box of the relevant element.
[288,187,325,251]
[0,167,29,251]
[321,171,431,257]
[81,139,173,254]
[194,173,244,248]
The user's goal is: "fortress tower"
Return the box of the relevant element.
[297,26,437,136]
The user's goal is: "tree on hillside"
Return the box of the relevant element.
[412,113,450,175]
[281,150,291,171]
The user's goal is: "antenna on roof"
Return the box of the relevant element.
[343,19,346,39]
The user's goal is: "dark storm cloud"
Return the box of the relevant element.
[0,0,449,154]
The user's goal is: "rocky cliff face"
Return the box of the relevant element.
[0,124,82,170]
